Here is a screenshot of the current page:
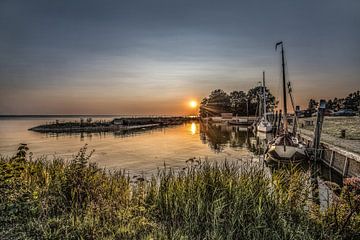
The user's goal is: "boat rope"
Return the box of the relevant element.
[287,81,299,134]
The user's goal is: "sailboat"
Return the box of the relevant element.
[257,71,273,133]
[265,42,307,163]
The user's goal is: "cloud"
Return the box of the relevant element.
[0,0,359,114]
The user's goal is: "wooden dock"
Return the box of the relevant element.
[294,128,360,177]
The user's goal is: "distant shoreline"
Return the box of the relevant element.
[0,114,189,118]
[28,116,197,133]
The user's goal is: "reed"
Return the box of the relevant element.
[0,144,358,239]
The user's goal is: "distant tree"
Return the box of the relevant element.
[205,89,231,116]
[199,87,276,117]
[199,97,209,118]
[229,90,247,116]
[333,97,341,111]
[307,99,318,113]
[343,92,359,111]
[311,89,359,112]
[247,86,276,116]
[327,99,333,110]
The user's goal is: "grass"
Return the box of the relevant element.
[0,144,359,239]
[301,116,360,140]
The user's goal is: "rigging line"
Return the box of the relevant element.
[276,50,283,112]
[283,50,300,133]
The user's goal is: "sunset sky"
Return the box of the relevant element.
[0,0,359,115]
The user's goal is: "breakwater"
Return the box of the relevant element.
[29,116,197,133]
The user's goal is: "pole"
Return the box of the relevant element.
[277,109,282,135]
[312,99,326,161]
[246,100,249,118]
[263,71,266,120]
[281,45,288,132]
[274,110,278,127]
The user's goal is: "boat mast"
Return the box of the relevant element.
[262,71,266,120]
[276,41,287,132]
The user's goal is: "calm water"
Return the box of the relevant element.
[0,117,343,207]
[0,117,256,174]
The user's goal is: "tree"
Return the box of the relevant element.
[202,89,231,116]
[199,87,276,117]
[327,99,333,110]
[307,99,318,113]
[199,97,209,118]
[247,86,276,116]
[229,91,247,116]
[322,90,360,112]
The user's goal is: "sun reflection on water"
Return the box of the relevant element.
[190,122,197,135]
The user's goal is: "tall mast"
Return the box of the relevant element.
[276,41,287,132]
[262,71,266,119]
[281,45,287,131]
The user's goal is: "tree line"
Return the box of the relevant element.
[199,86,277,117]
[307,90,360,112]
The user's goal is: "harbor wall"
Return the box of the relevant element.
[297,133,360,178]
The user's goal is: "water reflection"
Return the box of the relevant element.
[199,122,253,153]
[199,121,277,156]
[190,122,197,135]
[44,127,167,139]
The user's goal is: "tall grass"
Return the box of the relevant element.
[0,144,359,239]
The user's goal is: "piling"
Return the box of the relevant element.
[292,115,297,135]
[312,99,326,161]
[276,110,282,135]
[273,111,278,134]
[340,129,346,138]
[274,110,278,126]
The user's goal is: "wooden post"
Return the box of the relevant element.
[343,157,349,176]
[341,129,346,138]
[312,99,326,161]
[292,115,297,135]
[277,109,282,135]
[273,110,278,134]
[329,150,334,166]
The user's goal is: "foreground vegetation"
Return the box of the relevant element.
[1,145,359,239]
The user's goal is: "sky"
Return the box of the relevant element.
[0,0,359,115]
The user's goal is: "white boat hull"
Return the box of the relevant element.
[257,119,273,133]
[266,144,306,163]
[257,131,273,141]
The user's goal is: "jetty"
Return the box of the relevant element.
[203,115,257,125]
[29,116,197,134]
[292,125,360,178]
[289,101,360,177]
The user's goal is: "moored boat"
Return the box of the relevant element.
[257,118,272,133]
[257,71,273,133]
[228,118,249,125]
[266,133,307,162]
[265,42,307,163]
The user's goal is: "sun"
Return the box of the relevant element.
[189,100,197,108]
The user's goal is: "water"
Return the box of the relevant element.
[0,117,254,174]
[0,116,343,207]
